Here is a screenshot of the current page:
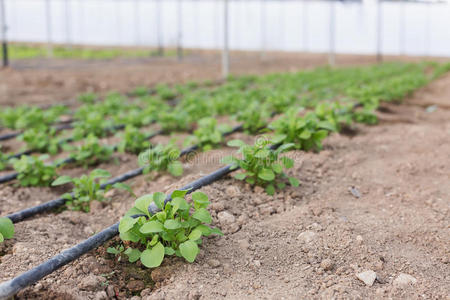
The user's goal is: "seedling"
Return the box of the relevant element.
[269,108,333,151]
[116,126,151,154]
[77,92,97,104]
[138,143,183,177]
[19,126,63,155]
[117,190,223,268]
[68,134,114,167]
[0,217,14,243]
[223,139,299,195]
[11,155,58,187]
[158,110,191,132]
[236,102,271,134]
[186,117,231,151]
[52,169,133,212]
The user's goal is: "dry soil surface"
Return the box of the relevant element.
[0,59,449,300]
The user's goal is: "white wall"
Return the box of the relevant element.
[3,0,450,57]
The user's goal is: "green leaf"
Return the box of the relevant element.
[164,219,181,230]
[299,129,311,140]
[188,229,202,241]
[134,194,153,216]
[119,230,140,243]
[234,173,247,180]
[195,225,212,236]
[168,161,183,177]
[313,130,328,141]
[140,242,165,268]
[153,192,166,210]
[255,149,270,158]
[140,220,164,234]
[266,184,275,195]
[192,208,212,224]
[112,183,135,197]
[90,169,111,179]
[289,177,300,187]
[164,247,176,255]
[171,190,188,198]
[281,157,294,169]
[172,197,190,210]
[317,121,336,132]
[124,206,144,218]
[227,139,246,148]
[192,191,210,208]
[118,216,138,233]
[258,168,275,181]
[0,217,14,239]
[51,176,72,186]
[210,227,224,236]
[107,247,119,255]
[179,240,199,263]
[124,248,141,263]
[272,163,283,174]
[271,134,286,144]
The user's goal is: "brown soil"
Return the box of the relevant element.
[0,54,449,299]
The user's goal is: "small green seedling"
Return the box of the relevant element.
[117,190,223,268]
[186,117,231,151]
[11,155,57,187]
[138,143,183,177]
[68,134,114,167]
[269,108,333,151]
[116,126,151,154]
[223,139,299,195]
[0,217,14,243]
[52,169,133,212]
[236,102,271,134]
[77,92,97,104]
[19,126,63,155]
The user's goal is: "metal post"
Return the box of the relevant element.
[45,0,53,57]
[134,0,140,45]
[222,0,229,79]
[177,0,183,61]
[260,0,266,60]
[64,0,71,49]
[115,0,120,44]
[376,0,382,63]
[399,1,405,56]
[328,1,335,66]
[156,0,163,56]
[0,0,7,67]
[424,1,430,57]
[302,0,308,52]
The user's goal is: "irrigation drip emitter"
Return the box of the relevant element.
[3,124,243,223]
[0,130,163,185]
[0,160,240,300]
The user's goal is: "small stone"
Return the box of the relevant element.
[356,235,364,244]
[254,186,264,194]
[106,285,116,298]
[253,260,261,267]
[356,270,377,286]
[207,259,221,268]
[225,186,239,197]
[84,226,95,236]
[237,238,250,251]
[320,259,334,271]
[130,296,142,300]
[151,266,171,282]
[78,275,105,291]
[140,288,152,297]
[297,231,317,243]
[188,290,201,300]
[217,211,236,225]
[210,202,225,212]
[393,273,417,287]
[127,280,145,292]
[94,291,108,300]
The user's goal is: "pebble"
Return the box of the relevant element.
[225,186,240,197]
[207,259,221,268]
[106,285,116,298]
[84,226,95,236]
[254,186,264,194]
[320,259,334,271]
[127,280,145,292]
[78,275,105,291]
[217,211,236,225]
[297,231,317,243]
[393,273,417,287]
[151,266,171,282]
[237,238,250,251]
[94,291,108,300]
[356,270,377,286]
[188,290,201,300]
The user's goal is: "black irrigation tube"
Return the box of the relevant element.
[0,130,163,185]
[3,124,243,224]
[0,123,74,142]
[0,156,244,299]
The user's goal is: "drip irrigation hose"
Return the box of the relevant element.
[3,124,243,223]
[0,130,163,185]
[0,159,241,300]
[0,123,74,142]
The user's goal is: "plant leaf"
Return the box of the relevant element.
[140,220,164,233]
[140,242,164,268]
[258,168,275,181]
[51,175,72,186]
[289,177,300,187]
[179,240,199,263]
[188,229,202,241]
[164,219,182,230]
[0,217,14,240]
[192,208,212,224]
